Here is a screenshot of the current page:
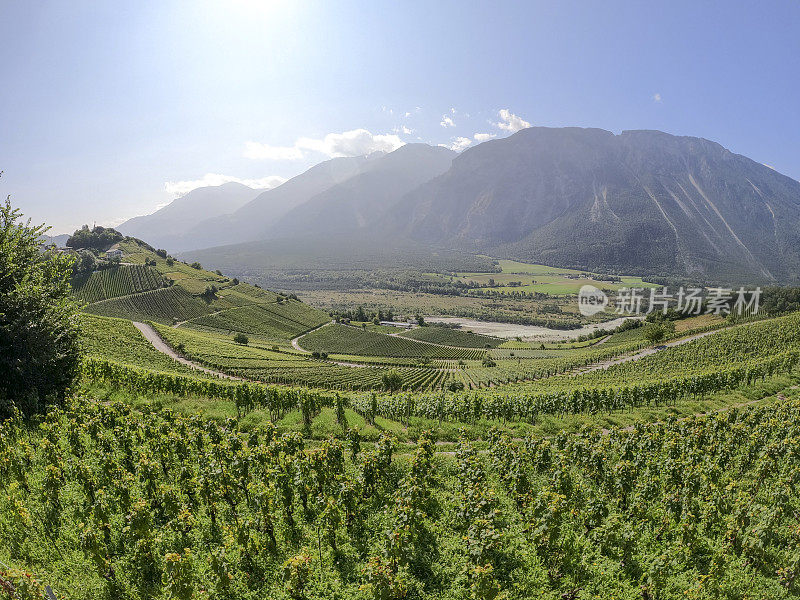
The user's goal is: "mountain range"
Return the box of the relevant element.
[120,128,800,283]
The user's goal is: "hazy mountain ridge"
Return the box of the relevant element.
[268,144,454,237]
[118,182,260,250]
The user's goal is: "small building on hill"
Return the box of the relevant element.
[106,247,123,259]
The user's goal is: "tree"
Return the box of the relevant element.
[201,285,218,302]
[382,370,404,393]
[644,324,666,344]
[66,225,123,251]
[72,249,98,274]
[233,333,249,345]
[448,381,465,393]
[355,306,367,322]
[0,194,82,416]
[190,262,202,270]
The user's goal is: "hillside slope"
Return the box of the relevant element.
[395,127,800,283]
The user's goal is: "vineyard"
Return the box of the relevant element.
[72,265,169,303]
[299,323,486,360]
[150,324,450,391]
[398,326,504,348]
[4,393,800,599]
[83,286,213,324]
[80,314,204,377]
[181,302,329,340]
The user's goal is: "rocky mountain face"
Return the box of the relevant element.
[395,128,800,283]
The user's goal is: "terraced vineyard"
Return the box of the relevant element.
[79,314,201,376]
[83,286,213,324]
[299,323,486,360]
[398,325,504,348]
[153,324,449,390]
[181,301,328,340]
[72,264,168,303]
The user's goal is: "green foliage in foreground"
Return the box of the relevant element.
[3,396,800,599]
[0,197,82,417]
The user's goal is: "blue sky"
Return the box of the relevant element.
[2,0,799,234]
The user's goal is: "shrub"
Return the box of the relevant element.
[0,196,82,416]
[233,333,249,345]
[382,370,404,393]
[190,262,202,270]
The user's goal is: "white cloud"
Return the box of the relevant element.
[473,132,496,142]
[164,173,287,197]
[244,128,405,161]
[440,115,456,128]
[393,125,413,135]
[494,109,531,133]
[653,93,662,103]
[450,107,457,114]
[445,137,473,152]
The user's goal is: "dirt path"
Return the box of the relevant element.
[574,329,721,374]
[291,321,333,352]
[132,322,241,380]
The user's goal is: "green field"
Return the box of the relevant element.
[398,325,504,348]
[299,323,486,360]
[454,259,658,295]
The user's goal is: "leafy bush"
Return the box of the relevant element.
[382,369,404,393]
[233,333,249,345]
[0,197,82,416]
